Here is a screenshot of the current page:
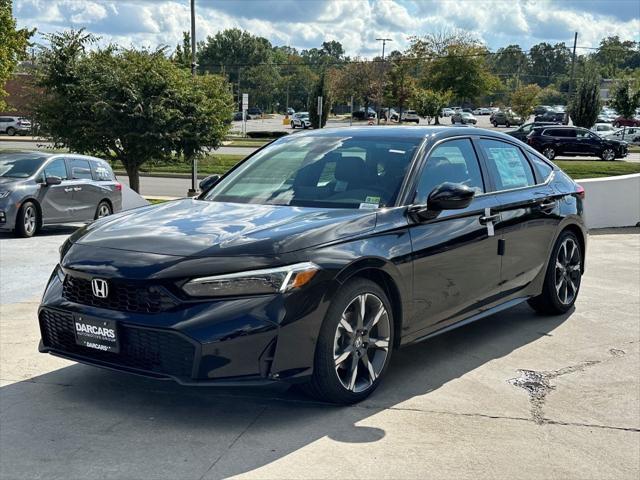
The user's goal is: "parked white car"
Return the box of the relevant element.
[591,123,618,135]
[441,108,454,117]
[602,127,640,144]
[291,112,311,129]
[400,110,420,124]
[0,116,31,136]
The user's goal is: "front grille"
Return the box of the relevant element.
[62,274,178,314]
[40,309,196,378]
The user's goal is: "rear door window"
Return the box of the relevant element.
[478,139,536,190]
[69,158,93,180]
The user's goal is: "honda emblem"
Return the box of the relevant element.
[91,279,109,298]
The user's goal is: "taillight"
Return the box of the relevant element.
[115,183,122,191]
[576,185,585,199]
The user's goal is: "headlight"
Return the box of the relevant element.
[0,191,11,199]
[182,262,319,298]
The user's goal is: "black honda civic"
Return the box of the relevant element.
[39,127,587,404]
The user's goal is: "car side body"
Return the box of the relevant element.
[0,116,31,136]
[0,150,122,236]
[526,126,628,161]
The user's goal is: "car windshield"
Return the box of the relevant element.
[0,154,47,178]
[203,134,421,209]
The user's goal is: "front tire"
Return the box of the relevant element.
[15,201,39,237]
[300,279,394,404]
[6,127,16,136]
[528,231,583,315]
[542,146,556,160]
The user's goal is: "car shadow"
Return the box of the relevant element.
[0,303,570,479]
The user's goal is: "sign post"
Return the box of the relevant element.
[242,93,248,136]
[317,96,323,129]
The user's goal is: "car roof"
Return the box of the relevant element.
[0,149,106,162]
[291,125,520,143]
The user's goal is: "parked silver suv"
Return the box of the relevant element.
[0,151,122,237]
[0,116,31,136]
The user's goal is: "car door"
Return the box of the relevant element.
[408,137,501,336]
[575,129,599,155]
[66,157,97,221]
[38,158,73,223]
[476,138,560,294]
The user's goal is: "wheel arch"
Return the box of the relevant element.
[333,259,405,349]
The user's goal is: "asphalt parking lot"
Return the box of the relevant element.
[0,228,639,479]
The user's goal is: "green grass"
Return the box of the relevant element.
[225,139,269,147]
[146,198,169,205]
[555,160,640,179]
[115,153,246,176]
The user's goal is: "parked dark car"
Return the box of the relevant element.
[534,111,565,123]
[506,122,557,142]
[491,110,524,127]
[613,116,640,128]
[247,107,262,117]
[0,151,122,237]
[232,111,252,121]
[527,126,628,161]
[533,105,551,116]
[353,108,377,120]
[39,127,587,404]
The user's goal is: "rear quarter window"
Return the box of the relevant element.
[528,153,554,182]
[92,160,115,181]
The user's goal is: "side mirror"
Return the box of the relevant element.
[45,176,62,186]
[408,182,475,222]
[199,174,220,192]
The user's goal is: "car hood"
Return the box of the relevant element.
[0,177,22,187]
[71,199,377,257]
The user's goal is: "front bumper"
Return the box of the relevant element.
[38,267,329,385]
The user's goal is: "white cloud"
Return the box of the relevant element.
[12,0,640,56]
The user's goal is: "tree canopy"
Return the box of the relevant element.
[36,30,233,192]
[0,0,34,111]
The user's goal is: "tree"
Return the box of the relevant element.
[413,89,452,124]
[0,0,34,110]
[568,66,600,128]
[491,45,529,89]
[527,42,571,88]
[409,32,500,104]
[172,31,192,70]
[36,30,233,192]
[593,36,639,77]
[309,71,329,128]
[510,84,541,119]
[610,80,640,119]
[385,55,416,121]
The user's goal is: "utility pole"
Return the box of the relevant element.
[565,31,578,125]
[188,0,198,196]
[376,38,392,125]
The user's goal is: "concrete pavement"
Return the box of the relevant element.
[0,229,638,479]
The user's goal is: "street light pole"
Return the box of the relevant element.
[376,38,392,125]
[188,0,198,196]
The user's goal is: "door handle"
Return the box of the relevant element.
[537,199,556,212]
[64,187,73,193]
[479,213,500,224]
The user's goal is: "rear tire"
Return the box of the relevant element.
[601,148,616,161]
[299,279,394,404]
[15,201,39,238]
[528,230,583,315]
[94,201,112,220]
[493,121,498,127]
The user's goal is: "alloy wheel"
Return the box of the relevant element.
[23,205,36,235]
[602,148,615,161]
[98,204,111,218]
[333,293,391,393]
[554,237,581,305]
[543,147,556,160]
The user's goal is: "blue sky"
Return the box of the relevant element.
[13,0,640,57]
